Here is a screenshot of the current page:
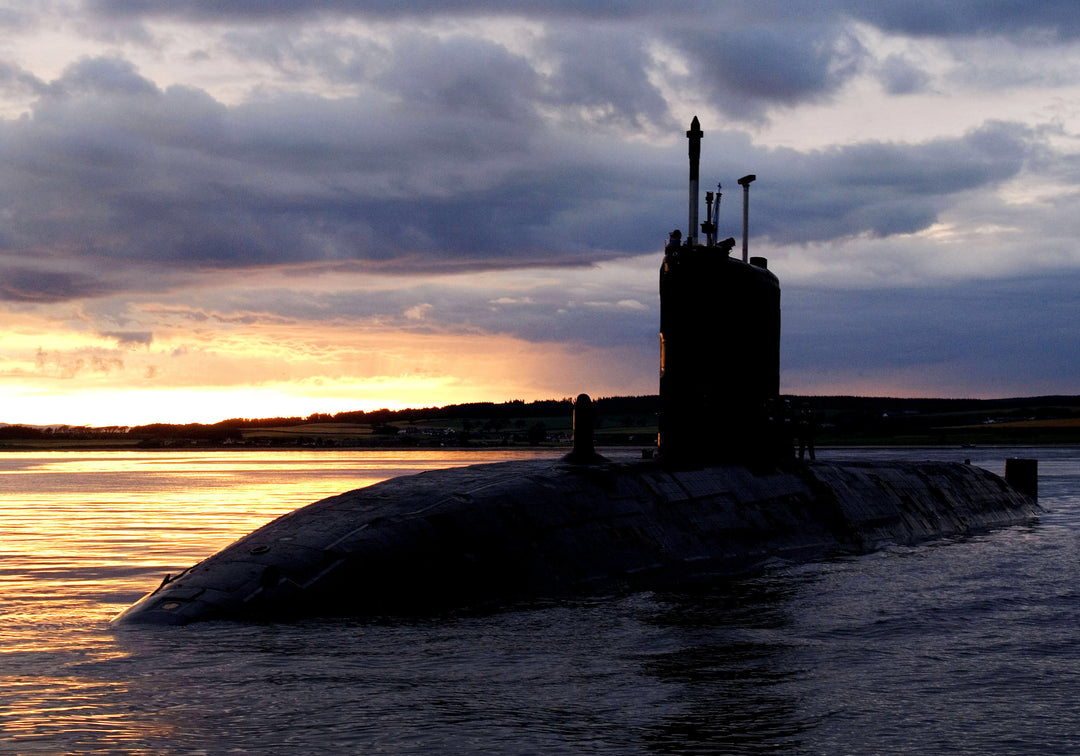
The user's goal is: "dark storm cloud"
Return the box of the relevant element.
[877,54,931,95]
[87,0,709,21]
[0,268,114,303]
[0,47,679,291]
[782,272,1080,392]
[0,61,47,98]
[749,121,1031,243]
[676,23,867,121]
[0,48,1043,303]
[46,55,158,97]
[839,1,1080,40]
[376,33,541,122]
[1,0,1065,307]
[86,0,1080,40]
[81,0,1080,114]
[84,1,872,124]
[543,27,672,130]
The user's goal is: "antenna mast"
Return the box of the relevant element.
[686,116,703,246]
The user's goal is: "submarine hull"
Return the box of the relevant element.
[113,457,1038,626]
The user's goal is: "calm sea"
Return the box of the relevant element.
[1,446,1077,755]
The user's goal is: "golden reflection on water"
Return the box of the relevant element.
[0,675,176,749]
[0,449,557,751]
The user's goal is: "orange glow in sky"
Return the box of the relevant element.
[1,301,656,426]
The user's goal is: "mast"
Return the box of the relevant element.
[686,116,703,246]
[738,174,756,262]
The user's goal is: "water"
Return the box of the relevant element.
[1,446,1077,754]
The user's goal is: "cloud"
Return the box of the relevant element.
[87,0,1080,41]
[0,268,115,303]
[87,1,710,22]
[403,303,432,321]
[877,54,932,95]
[676,22,868,121]
[0,47,1050,306]
[840,1,1080,41]
[47,55,158,97]
[0,48,676,294]
[100,330,154,346]
[748,121,1032,244]
[0,61,47,98]
[149,267,659,353]
[782,271,1080,395]
[541,24,672,131]
[377,34,540,122]
[34,346,125,380]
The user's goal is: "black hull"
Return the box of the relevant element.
[113,457,1038,626]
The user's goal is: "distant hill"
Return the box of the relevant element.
[788,394,1080,446]
[2,394,1078,449]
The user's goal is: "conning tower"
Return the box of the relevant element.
[659,117,780,465]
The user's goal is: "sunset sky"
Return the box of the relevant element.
[1,1,1078,426]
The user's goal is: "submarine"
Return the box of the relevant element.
[113,118,1039,626]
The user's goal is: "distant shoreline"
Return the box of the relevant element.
[1,441,1075,454]
[3,394,1078,450]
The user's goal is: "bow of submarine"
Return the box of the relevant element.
[112,458,556,625]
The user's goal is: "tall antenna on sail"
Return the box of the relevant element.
[686,116,703,246]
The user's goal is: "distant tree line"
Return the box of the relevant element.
[3,394,1077,448]
[0,425,128,440]
[324,395,660,425]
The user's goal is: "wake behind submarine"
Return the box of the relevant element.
[114,118,1039,626]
